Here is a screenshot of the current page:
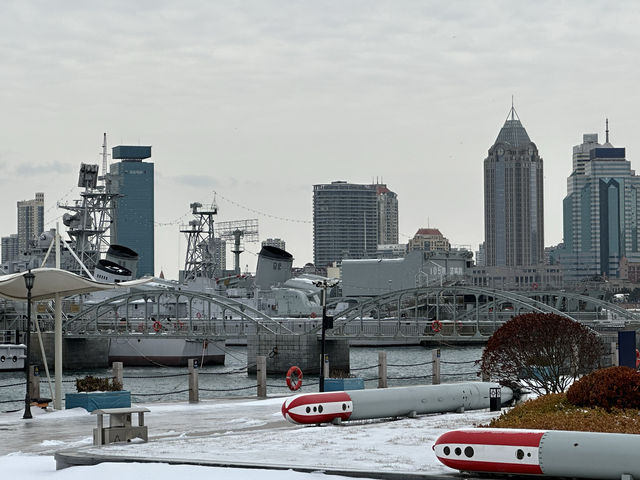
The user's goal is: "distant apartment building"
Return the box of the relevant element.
[376,184,398,245]
[475,242,486,267]
[470,264,563,290]
[560,129,640,281]
[212,237,227,274]
[17,192,44,255]
[109,145,154,277]
[407,228,451,253]
[1,234,19,263]
[626,259,640,284]
[313,181,398,267]
[484,106,544,267]
[544,243,563,266]
[262,238,286,251]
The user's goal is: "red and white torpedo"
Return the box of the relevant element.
[282,382,511,425]
[434,428,640,479]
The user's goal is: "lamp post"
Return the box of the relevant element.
[314,279,336,392]
[23,269,35,420]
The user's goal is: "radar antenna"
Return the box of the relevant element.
[217,219,259,274]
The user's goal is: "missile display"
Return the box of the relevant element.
[434,428,640,479]
[282,382,512,424]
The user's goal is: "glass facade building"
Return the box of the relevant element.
[561,133,640,281]
[109,146,154,277]
[313,181,379,268]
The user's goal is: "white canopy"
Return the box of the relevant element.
[0,267,151,301]
[0,267,152,412]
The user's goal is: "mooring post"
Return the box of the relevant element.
[188,358,199,403]
[29,365,40,401]
[378,351,387,388]
[112,361,124,387]
[257,355,267,398]
[432,349,441,385]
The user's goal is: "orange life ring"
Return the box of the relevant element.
[286,366,303,391]
[196,312,202,319]
[310,312,317,318]
[431,320,442,333]
[153,321,162,332]
[636,349,639,369]
[532,282,538,290]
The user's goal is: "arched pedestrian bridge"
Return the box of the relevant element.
[54,285,640,345]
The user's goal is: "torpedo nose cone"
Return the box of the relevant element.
[281,392,353,424]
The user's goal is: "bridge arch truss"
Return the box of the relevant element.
[319,285,638,336]
[65,289,295,337]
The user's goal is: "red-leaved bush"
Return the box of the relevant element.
[567,366,640,411]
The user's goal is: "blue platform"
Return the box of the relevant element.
[65,391,131,412]
[324,378,365,391]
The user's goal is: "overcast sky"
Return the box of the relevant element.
[2,1,639,279]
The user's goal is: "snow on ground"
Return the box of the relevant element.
[0,455,371,480]
[0,395,507,479]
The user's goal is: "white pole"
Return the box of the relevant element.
[54,223,62,410]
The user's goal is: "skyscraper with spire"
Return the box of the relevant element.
[561,122,640,281]
[484,105,544,267]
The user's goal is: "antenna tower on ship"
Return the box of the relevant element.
[99,132,110,184]
[180,201,220,282]
[58,134,120,277]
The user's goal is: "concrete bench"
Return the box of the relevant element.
[91,407,150,446]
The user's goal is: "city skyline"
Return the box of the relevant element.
[2,2,640,279]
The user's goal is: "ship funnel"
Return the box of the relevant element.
[94,259,132,283]
[255,246,293,289]
[106,244,139,278]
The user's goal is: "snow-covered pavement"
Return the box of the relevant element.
[0,394,505,479]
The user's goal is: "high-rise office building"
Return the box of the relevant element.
[1,234,19,263]
[17,192,44,255]
[376,184,399,245]
[484,106,544,267]
[109,145,154,277]
[561,128,640,281]
[313,181,379,267]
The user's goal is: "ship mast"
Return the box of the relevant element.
[180,201,220,282]
[58,134,119,277]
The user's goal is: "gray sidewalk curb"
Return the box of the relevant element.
[54,448,458,480]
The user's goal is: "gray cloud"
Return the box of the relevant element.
[15,161,74,176]
[172,174,218,188]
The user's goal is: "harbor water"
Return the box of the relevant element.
[0,345,483,413]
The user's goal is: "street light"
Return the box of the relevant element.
[313,279,337,392]
[23,269,35,420]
